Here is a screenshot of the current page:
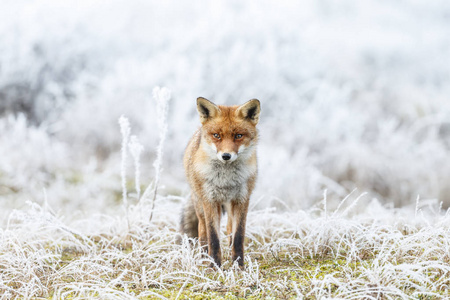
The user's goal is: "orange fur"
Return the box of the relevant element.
[180,97,261,268]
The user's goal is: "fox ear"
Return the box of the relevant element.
[236,99,261,125]
[197,97,220,124]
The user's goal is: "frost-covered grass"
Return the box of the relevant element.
[1,197,449,299]
[2,111,449,298]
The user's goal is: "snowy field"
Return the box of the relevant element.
[1,0,450,298]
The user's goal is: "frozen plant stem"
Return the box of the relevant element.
[141,87,171,222]
[129,135,144,199]
[119,116,131,230]
[415,195,420,219]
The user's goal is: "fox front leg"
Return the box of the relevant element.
[202,201,222,268]
[226,209,233,246]
[197,214,208,252]
[229,200,249,268]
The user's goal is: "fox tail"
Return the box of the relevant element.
[179,196,198,238]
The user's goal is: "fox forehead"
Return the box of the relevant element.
[202,105,257,136]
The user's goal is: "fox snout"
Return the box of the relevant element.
[222,153,231,160]
[218,151,237,162]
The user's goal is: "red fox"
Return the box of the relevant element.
[180,97,261,268]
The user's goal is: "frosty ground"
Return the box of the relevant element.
[1,187,449,299]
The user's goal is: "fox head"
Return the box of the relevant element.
[196,97,260,163]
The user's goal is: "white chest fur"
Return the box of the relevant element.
[199,159,256,203]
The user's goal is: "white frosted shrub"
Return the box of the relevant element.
[1,0,447,208]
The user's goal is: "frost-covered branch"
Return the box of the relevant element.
[140,86,171,222]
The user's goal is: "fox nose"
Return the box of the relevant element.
[222,153,232,161]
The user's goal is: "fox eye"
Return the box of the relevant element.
[213,133,220,139]
[235,134,243,139]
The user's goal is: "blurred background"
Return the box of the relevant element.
[1,0,450,220]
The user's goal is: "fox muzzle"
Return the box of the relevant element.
[222,153,232,160]
[217,151,237,162]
